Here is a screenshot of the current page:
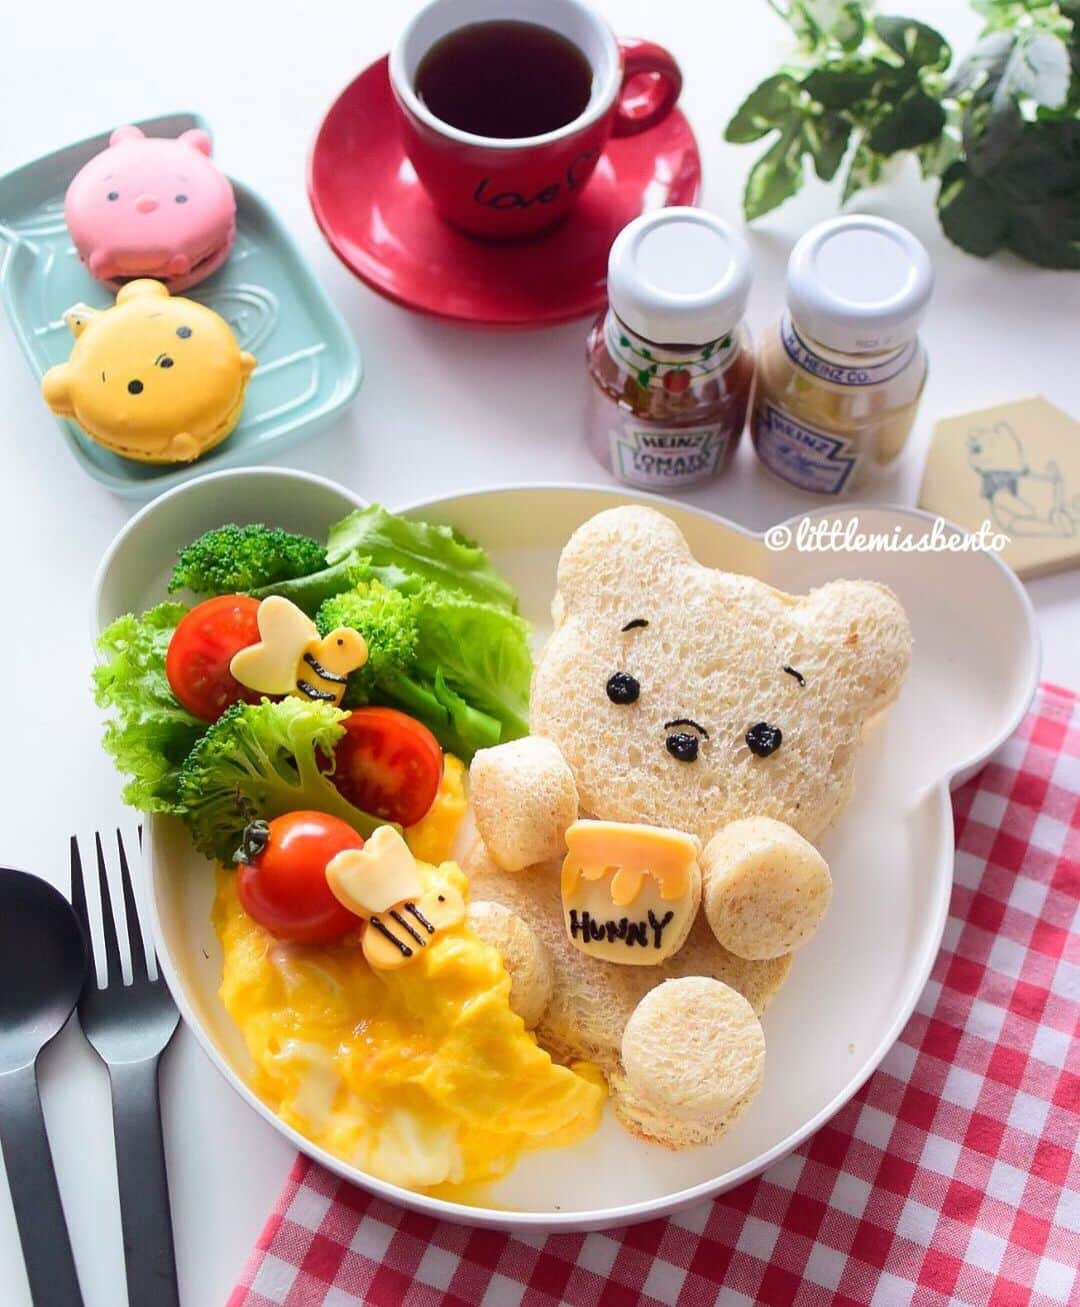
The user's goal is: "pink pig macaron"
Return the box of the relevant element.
[65,125,236,292]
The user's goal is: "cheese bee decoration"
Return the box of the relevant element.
[326,826,465,970]
[229,595,367,708]
[561,820,702,965]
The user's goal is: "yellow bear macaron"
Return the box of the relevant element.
[42,279,256,464]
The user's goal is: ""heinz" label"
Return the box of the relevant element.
[753,402,859,495]
[611,424,728,489]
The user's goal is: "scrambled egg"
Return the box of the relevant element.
[213,757,604,1192]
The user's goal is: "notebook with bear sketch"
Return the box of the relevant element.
[919,396,1080,579]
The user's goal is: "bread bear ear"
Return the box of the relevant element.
[179,129,212,157]
[109,125,145,146]
[556,507,692,613]
[116,279,170,305]
[42,365,74,417]
[795,580,912,722]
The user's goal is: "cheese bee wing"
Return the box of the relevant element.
[230,596,318,696]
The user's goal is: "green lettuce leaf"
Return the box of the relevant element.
[326,505,519,612]
[93,603,204,812]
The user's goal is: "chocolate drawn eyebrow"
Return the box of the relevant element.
[783,665,806,687]
[621,618,649,632]
[664,718,709,738]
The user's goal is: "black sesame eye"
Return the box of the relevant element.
[127,379,143,395]
[666,732,699,763]
[175,194,188,204]
[746,722,782,757]
[157,356,174,369]
[336,638,344,646]
[177,325,192,339]
[606,672,640,705]
[107,191,119,201]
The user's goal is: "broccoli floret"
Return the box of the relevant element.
[177,697,385,866]
[169,524,326,596]
[315,582,504,759]
[316,583,420,699]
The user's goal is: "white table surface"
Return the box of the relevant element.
[2,1,1078,1303]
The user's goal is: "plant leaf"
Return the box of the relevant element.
[937,121,1080,268]
[873,16,952,72]
[999,29,1071,108]
[841,137,884,203]
[743,123,805,219]
[937,160,1010,255]
[946,30,1013,99]
[725,75,803,142]
[868,86,947,153]
[805,112,852,178]
[964,29,1073,172]
[789,0,866,52]
[802,59,883,108]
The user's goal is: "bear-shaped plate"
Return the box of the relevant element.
[0,114,360,497]
[91,469,1039,1231]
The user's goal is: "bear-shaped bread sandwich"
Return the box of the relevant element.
[466,506,911,1148]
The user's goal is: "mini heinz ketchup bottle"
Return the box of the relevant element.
[586,208,754,490]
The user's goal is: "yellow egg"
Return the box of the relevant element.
[213,757,604,1192]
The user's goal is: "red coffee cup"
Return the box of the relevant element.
[389,0,682,241]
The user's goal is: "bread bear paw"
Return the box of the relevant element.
[470,737,578,871]
[614,977,765,1147]
[702,818,831,961]
[467,900,553,1029]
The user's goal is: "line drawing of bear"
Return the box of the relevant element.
[967,421,1080,539]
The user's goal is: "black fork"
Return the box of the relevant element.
[70,829,180,1307]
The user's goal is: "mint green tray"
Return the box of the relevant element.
[0,112,361,498]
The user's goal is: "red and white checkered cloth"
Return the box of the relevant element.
[229,684,1080,1307]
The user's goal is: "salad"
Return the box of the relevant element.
[95,504,533,870]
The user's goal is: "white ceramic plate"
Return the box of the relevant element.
[92,467,1040,1232]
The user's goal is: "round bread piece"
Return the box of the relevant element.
[467,900,553,1029]
[470,737,578,871]
[621,978,765,1133]
[702,817,831,961]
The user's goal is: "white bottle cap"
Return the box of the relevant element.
[786,215,933,354]
[607,207,752,345]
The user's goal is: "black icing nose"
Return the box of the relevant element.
[665,731,699,763]
[606,672,640,705]
[746,722,783,757]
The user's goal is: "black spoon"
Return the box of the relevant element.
[0,866,87,1307]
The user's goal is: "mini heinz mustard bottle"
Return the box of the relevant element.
[586,208,754,490]
[750,215,933,496]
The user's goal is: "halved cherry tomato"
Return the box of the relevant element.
[166,594,264,722]
[327,708,443,827]
[235,811,363,944]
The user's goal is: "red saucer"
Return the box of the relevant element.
[308,57,702,329]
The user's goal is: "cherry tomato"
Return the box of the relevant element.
[235,811,363,944]
[166,595,264,722]
[327,708,443,827]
